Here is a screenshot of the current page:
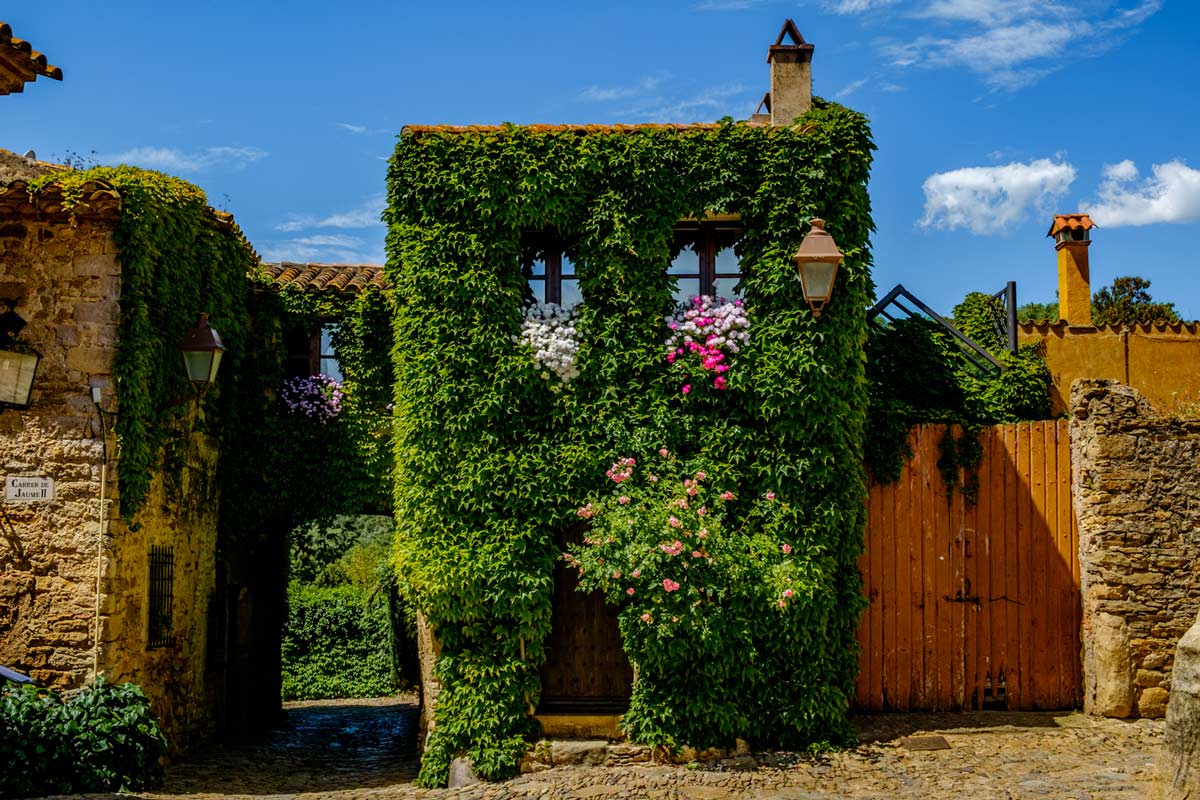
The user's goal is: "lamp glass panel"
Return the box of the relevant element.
[0,350,38,406]
[799,261,838,302]
[207,349,224,384]
[183,350,214,384]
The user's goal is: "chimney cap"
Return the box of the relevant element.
[1047,213,1096,238]
[768,18,814,63]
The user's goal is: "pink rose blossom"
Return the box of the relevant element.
[613,570,621,579]
[632,569,641,578]
[668,516,681,528]
[782,543,792,555]
[698,528,708,538]
[641,613,651,622]
[627,587,635,596]
[783,588,794,598]
[692,550,702,558]
[765,491,776,501]
[720,491,734,501]
[697,507,707,516]
[662,579,680,592]
[649,474,659,483]
[681,384,691,395]
[695,471,706,481]
[778,599,787,609]
[618,496,630,505]
[659,448,669,458]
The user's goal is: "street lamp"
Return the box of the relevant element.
[792,218,844,318]
[0,300,39,409]
[180,313,225,389]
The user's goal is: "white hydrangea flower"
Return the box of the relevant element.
[517,302,582,386]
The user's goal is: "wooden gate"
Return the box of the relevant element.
[855,420,1082,711]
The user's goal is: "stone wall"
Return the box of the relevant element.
[1071,379,1200,719]
[0,205,225,751]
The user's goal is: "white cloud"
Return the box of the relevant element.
[275,195,386,233]
[883,0,1161,90]
[920,158,1077,234]
[613,83,750,123]
[827,0,900,12]
[101,145,268,172]
[693,0,771,9]
[260,232,383,265]
[579,75,667,103]
[1082,160,1200,226]
[835,77,869,99]
[336,122,368,134]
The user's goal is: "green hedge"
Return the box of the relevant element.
[387,106,875,785]
[280,582,399,700]
[0,679,167,797]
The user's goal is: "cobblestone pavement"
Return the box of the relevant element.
[60,697,1165,800]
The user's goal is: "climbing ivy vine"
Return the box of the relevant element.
[386,105,876,786]
[29,167,255,521]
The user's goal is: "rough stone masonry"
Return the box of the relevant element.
[1071,379,1200,719]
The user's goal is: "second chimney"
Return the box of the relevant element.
[1048,214,1096,326]
[768,19,815,126]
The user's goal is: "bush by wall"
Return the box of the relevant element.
[386,106,875,785]
[0,679,167,797]
[280,581,399,701]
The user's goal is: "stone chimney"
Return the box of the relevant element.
[767,19,814,126]
[1048,214,1096,326]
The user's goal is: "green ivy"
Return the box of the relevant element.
[385,105,876,786]
[29,167,255,521]
[865,292,1052,496]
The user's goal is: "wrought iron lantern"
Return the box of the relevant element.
[0,300,39,409]
[792,218,844,318]
[180,313,225,388]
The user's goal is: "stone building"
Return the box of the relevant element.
[0,155,282,751]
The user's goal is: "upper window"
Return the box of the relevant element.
[523,230,580,307]
[319,324,343,382]
[669,220,744,306]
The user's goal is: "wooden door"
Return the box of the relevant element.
[855,421,1082,711]
[538,553,632,714]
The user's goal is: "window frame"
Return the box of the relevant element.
[147,544,175,650]
[670,219,745,300]
[522,229,578,307]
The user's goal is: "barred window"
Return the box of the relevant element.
[148,545,175,650]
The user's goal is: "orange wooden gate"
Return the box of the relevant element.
[855,420,1082,711]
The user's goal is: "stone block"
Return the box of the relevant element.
[73,253,116,277]
[447,756,480,788]
[1090,612,1134,717]
[1139,687,1170,718]
[550,739,609,766]
[1150,613,1200,799]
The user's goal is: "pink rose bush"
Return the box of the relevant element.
[567,449,812,745]
[665,295,750,394]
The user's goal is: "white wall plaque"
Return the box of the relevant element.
[5,476,54,502]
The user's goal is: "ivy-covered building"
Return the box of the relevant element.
[0,158,285,750]
[386,21,876,786]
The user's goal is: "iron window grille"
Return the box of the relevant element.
[148,545,175,650]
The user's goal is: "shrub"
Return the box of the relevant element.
[0,679,167,797]
[280,582,399,700]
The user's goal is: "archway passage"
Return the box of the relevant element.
[156,697,419,795]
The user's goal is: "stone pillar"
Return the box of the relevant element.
[415,611,442,751]
[1151,612,1200,800]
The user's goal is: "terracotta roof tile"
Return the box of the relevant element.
[402,122,749,137]
[0,22,62,96]
[258,262,387,294]
[1020,320,1200,334]
[0,177,121,220]
[1047,213,1096,238]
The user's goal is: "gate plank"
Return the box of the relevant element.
[882,461,897,709]
[1057,419,1080,707]
[1030,421,1052,708]
[921,426,939,709]
[868,466,884,710]
[1003,423,1022,709]
[934,428,953,710]
[895,429,914,712]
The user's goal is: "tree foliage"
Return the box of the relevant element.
[386,106,875,785]
[1093,275,1180,325]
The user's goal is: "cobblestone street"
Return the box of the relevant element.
[63,697,1165,800]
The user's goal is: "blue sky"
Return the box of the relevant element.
[3,1,1197,317]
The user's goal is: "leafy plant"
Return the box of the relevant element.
[0,679,167,797]
[1092,275,1181,325]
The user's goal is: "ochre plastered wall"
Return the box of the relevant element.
[1020,322,1200,416]
[0,209,223,751]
